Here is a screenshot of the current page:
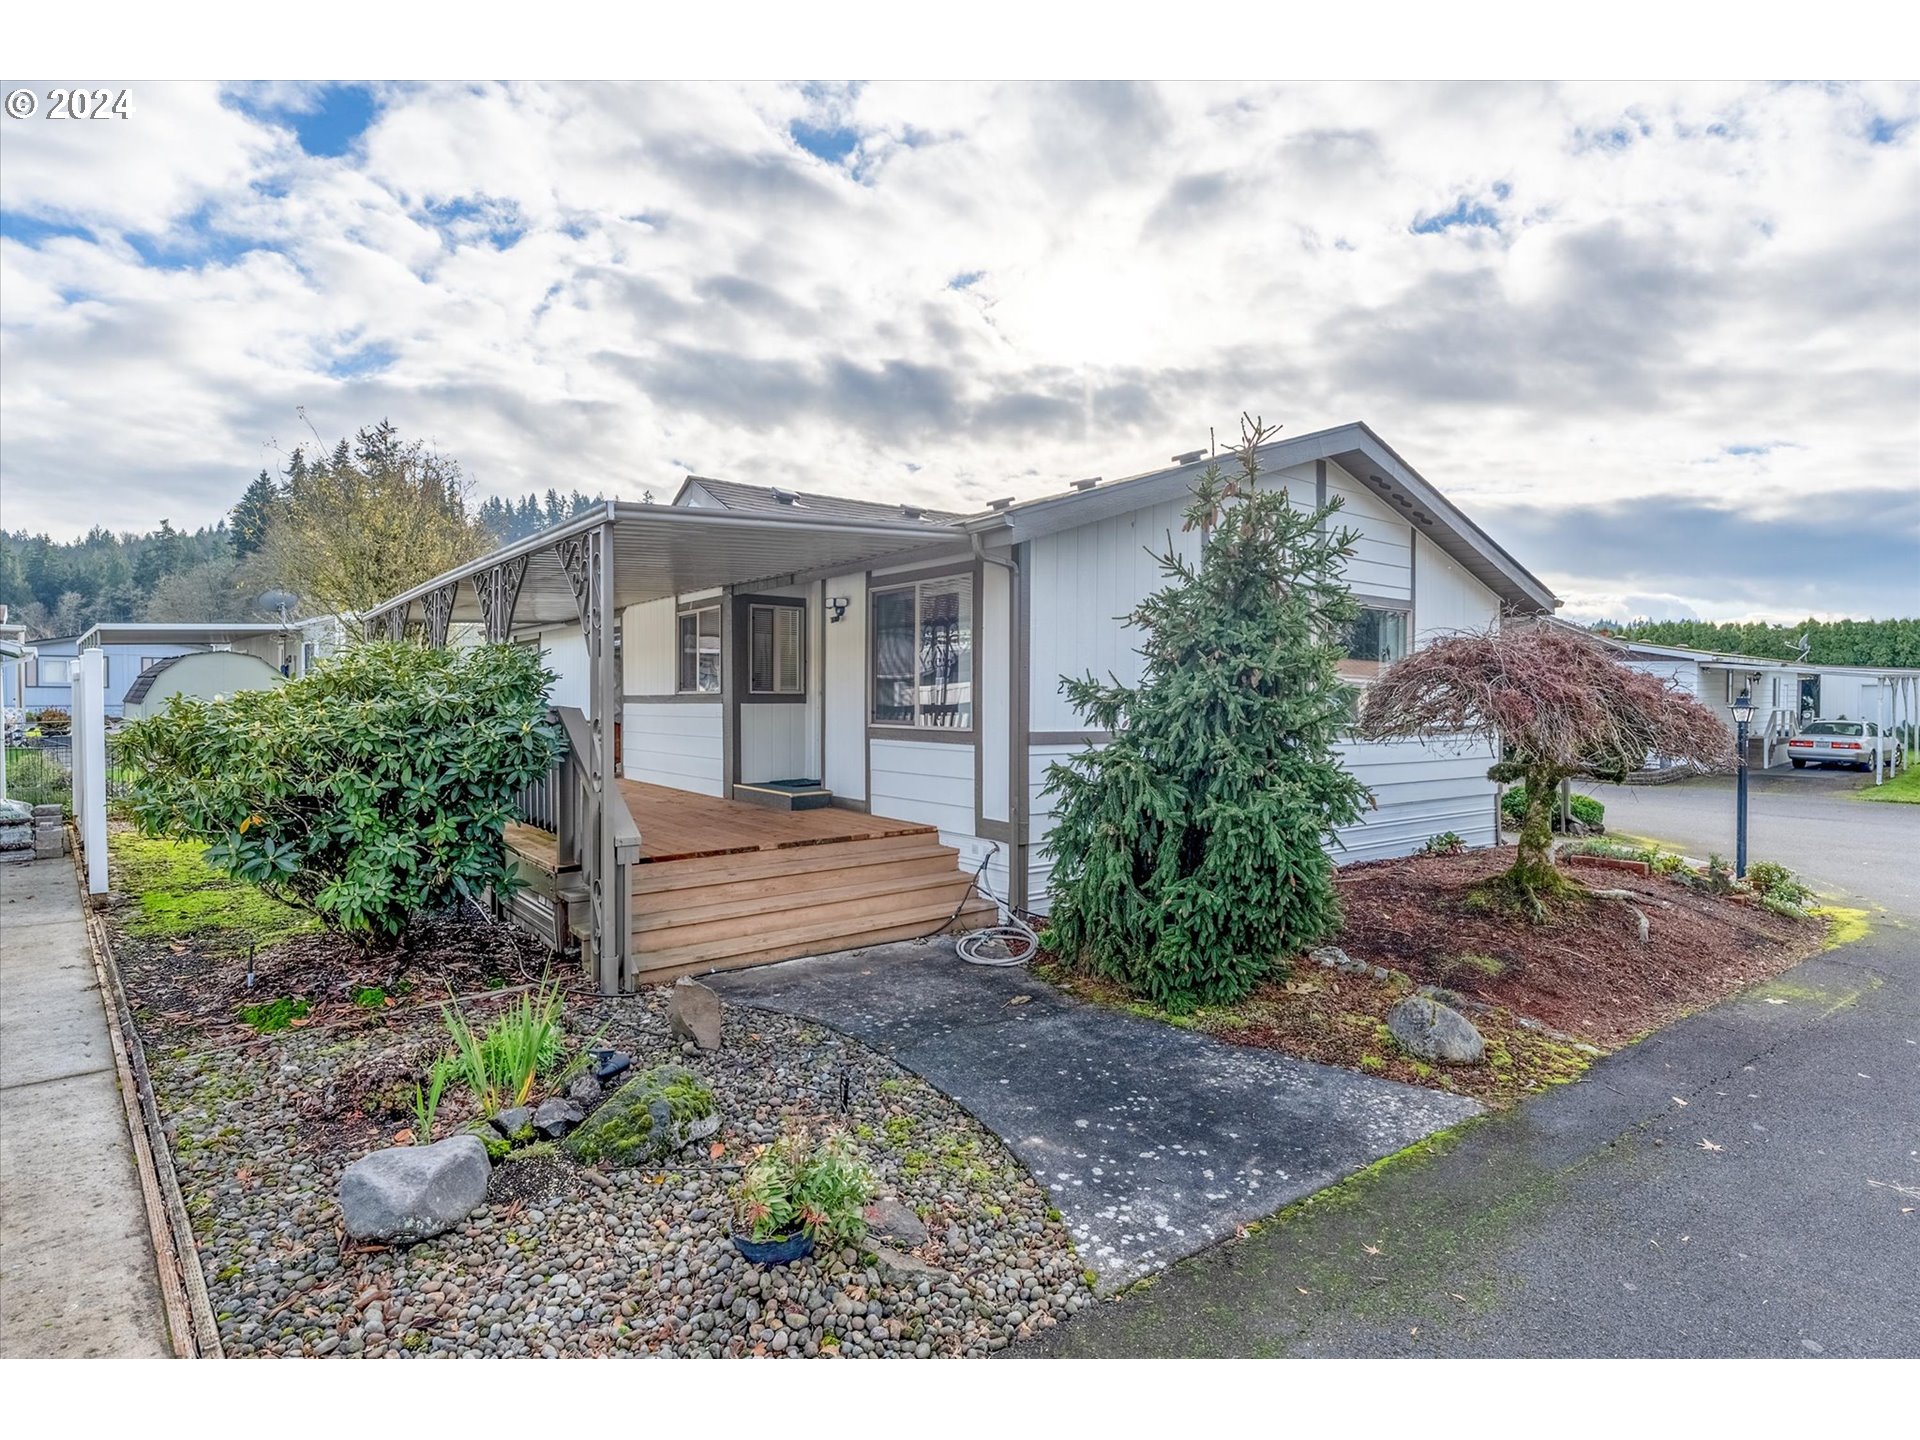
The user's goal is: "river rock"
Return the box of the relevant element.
[1385,993,1485,1065]
[491,1106,532,1140]
[668,978,723,1051]
[864,1196,929,1247]
[337,1135,490,1243]
[564,1065,719,1167]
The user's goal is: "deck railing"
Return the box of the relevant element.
[509,706,641,987]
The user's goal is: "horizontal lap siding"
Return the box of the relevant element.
[869,739,974,836]
[624,702,723,796]
[1022,736,1495,909]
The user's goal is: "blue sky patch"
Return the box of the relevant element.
[1410,197,1501,234]
[789,119,861,167]
[1867,114,1911,145]
[229,83,379,158]
[419,196,526,250]
[0,213,97,247]
[947,270,985,290]
[1722,441,1786,457]
[326,341,397,379]
[127,204,267,269]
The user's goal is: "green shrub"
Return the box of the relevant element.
[1501,786,1604,831]
[1419,831,1466,857]
[116,640,560,940]
[734,1131,876,1248]
[1745,859,1813,916]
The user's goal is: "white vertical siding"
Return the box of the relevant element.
[1026,497,1197,732]
[623,702,723,796]
[537,623,592,715]
[739,705,809,783]
[1413,530,1498,639]
[822,571,866,800]
[623,598,676,695]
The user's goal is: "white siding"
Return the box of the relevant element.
[869,738,974,836]
[1026,497,1197,732]
[537,623,592,715]
[1332,736,1499,862]
[1623,657,1701,697]
[1326,459,1412,602]
[739,704,808,783]
[822,571,867,800]
[623,598,676,695]
[623,702,723,796]
[1414,530,1498,640]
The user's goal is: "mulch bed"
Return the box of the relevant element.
[1331,850,1827,1047]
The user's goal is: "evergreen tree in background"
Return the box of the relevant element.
[229,470,285,558]
[1040,415,1372,1012]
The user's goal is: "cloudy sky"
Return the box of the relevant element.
[1,79,1915,622]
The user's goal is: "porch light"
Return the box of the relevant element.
[827,595,851,623]
[1731,688,1756,725]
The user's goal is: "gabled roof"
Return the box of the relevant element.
[959,422,1558,614]
[673,476,970,525]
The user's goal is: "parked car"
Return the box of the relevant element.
[1786,720,1898,771]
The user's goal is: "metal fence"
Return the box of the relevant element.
[4,736,136,814]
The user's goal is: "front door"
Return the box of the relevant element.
[731,594,810,786]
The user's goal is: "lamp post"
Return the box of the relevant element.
[1731,686,1756,879]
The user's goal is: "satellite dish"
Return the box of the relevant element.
[257,589,299,622]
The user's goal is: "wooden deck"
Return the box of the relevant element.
[503,783,995,984]
[618,780,934,864]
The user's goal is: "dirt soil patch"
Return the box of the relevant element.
[1331,849,1827,1047]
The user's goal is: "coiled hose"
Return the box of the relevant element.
[931,842,1040,966]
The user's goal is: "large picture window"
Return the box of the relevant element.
[1338,605,1410,680]
[749,604,805,695]
[676,605,721,694]
[872,575,973,729]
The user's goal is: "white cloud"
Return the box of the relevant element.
[1,78,1915,620]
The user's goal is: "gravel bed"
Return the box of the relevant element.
[151,984,1094,1358]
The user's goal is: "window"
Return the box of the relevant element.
[39,657,72,686]
[748,604,804,695]
[676,605,721,694]
[872,575,973,728]
[140,655,166,673]
[1337,606,1410,680]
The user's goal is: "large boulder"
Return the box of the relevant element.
[668,978,724,1051]
[1385,993,1485,1065]
[564,1065,718,1167]
[338,1134,491,1243]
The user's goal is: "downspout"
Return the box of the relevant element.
[971,531,1024,910]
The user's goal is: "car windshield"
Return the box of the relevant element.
[1801,721,1864,736]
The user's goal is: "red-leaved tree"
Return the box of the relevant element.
[1358,623,1735,913]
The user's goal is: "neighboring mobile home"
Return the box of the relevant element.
[363,422,1560,992]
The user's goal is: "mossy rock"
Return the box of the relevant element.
[563,1065,718,1167]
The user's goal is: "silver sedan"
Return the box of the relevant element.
[1786,720,1898,771]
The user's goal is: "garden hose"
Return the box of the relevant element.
[946,842,1041,967]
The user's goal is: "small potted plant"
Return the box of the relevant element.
[732,1130,875,1266]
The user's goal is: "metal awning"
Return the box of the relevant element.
[362,501,964,633]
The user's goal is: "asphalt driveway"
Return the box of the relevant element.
[707,943,1479,1290]
[1034,776,1919,1356]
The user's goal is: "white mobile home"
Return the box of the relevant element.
[364,422,1559,992]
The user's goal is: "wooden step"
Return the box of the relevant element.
[633,844,967,913]
[633,871,985,953]
[630,831,947,893]
[630,892,999,974]
[632,896,1001,982]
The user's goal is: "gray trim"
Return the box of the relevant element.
[719,586,737,791]
[673,600,722,696]
[623,692,724,705]
[733,593,807,705]
[972,560,986,835]
[1030,730,1111,746]
[1315,458,1327,528]
[976,816,1011,843]
[866,725,972,745]
[866,559,980,591]
[860,571,872,810]
[1010,541,1032,913]
[1349,591,1414,612]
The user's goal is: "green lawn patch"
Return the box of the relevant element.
[1854,764,1920,804]
[108,831,320,945]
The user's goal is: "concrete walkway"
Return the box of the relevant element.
[0,861,172,1357]
[709,940,1479,1289]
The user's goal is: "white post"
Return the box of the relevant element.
[74,649,108,893]
[1874,680,1886,784]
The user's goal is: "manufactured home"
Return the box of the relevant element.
[363,422,1560,993]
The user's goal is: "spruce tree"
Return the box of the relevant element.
[1042,415,1373,1011]
[230,470,285,558]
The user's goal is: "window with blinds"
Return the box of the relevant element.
[871,575,972,728]
[749,604,804,695]
[676,605,721,694]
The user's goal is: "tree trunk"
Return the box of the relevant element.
[1486,763,1576,919]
